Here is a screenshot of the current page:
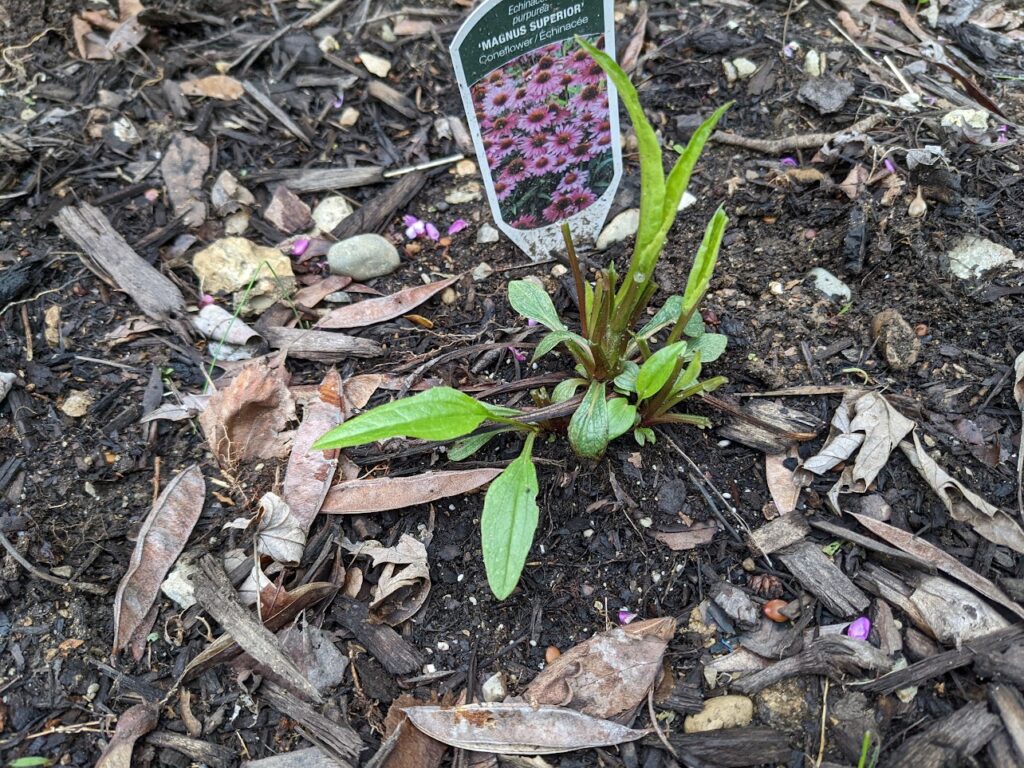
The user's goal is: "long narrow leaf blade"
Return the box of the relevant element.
[661,103,731,227]
[508,280,566,331]
[681,207,729,317]
[481,436,539,599]
[312,387,491,449]
[568,380,609,459]
[636,341,687,400]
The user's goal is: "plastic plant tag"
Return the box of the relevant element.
[451,0,622,260]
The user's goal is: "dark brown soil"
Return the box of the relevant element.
[2,1,1024,766]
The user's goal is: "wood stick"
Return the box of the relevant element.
[711,114,885,154]
[331,170,427,239]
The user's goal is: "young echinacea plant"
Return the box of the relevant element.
[313,39,731,601]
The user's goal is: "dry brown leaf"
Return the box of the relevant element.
[801,391,914,512]
[653,523,717,551]
[161,134,210,227]
[114,465,205,659]
[899,433,1024,553]
[852,513,1024,620]
[226,493,305,565]
[72,16,113,60]
[200,360,296,466]
[403,703,648,754]
[104,316,163,346]
[765,448,802,514]
[321,468,501,514]
[839,163,869,199]
[293,274,352,310]
[379,695,448,768]
[179,74,245,100]
[343,534,430,625]
[192,303,261,346]
[264,185,312,234]
[106,14,147,55]
[524,617,675,721]
[95,702,158,768]
[282,369,341,533]
[317,275,460,329]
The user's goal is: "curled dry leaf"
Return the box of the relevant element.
[343,534,430,625]
[199,359,296,466]
[114,465,205,659]
[95,702,159,768]
[179,74,245,100]
[322,468,501,514]
[901,433,1024,553]
[404,703,648,754]
[524,617,676,721]
[801,391,914,512]
[376,694,448,768]
[192,303,261,346]
[139,393,210,424]
[282,369,342,533]
[317,275,460,329]
[654,522,717,551]
[161,133,210,228]
[765,448,803,515]
[226,493,306,565]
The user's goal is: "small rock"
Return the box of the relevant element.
[657,479,688,516]
[798,76,854,115]
[61,391,93,418]
[472,262,493,282]
[545,646,561,664]
[945,235,1019,280]
[550,264,568,278]
[445,182,482,205]
[481,672,507,703]
[338,107,360,127]
[722,60,738,84]
[324,291,352,304]
[768,280,784,295]
[677,191,697,211]
[803,49,824,78]
[264,185,311,234]
[311,196,354,234]
[856,494,892,522]
[732,58,758,79]
[210,170,255,215]
[684,695,754,733]
[359,51,391,78]
[806,267,851,302]
[192,237,295,314]
[454,159,477,177]
[441,287,457,305]
[224,210,250,236]
[596,208,640,250]
[712,584,760,630]
[476,224,500,244]
[755,680,809,734]
[871,309,920,370]
[327,234,401,281]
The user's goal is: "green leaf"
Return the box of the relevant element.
[533,330,590,363]
[613,361,640,393]
[508,280,565,331]
[661,103,731,231]
[8,760,53,768]
[687,332,728,363]
[313,387,495,449]
[681,207,729,320]
[568,380,609,459]
[449,430,509,461]
[684,312,705,338]
[481,434,539,600]
[575,37,664,271]
[672,351,702,393]
[636,341,687,399]
[637,295,683,340]
[552,377,586,403]
[607,398,637,441]
[634,426,656,446]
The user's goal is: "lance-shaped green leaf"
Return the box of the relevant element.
[636,341,687,400]
[613,361,640,393]
[661,103,731,230]
[637,296,683,340]
[568,380,609,459]
[449,429,515,461]
[607,398,637,441]
[313,387,503,449]
[671,351,702,394]
[481,434,539,600]
[508,280,565,331]
[687,332,728,364]
[680,207,728,319]
[533,330,590,363]
[552,377,586,403]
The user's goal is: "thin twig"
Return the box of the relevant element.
[648,686,679,760]
[0,530,107,595]
[711,114,884,154]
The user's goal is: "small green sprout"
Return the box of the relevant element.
[315,43,731,600]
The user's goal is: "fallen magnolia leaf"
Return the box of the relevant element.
[403,703,648,754]
[343,534,430,625]
[765,448,802,515]
[901,433,1024,553]
[226,493,305,565]
[179,74,244,100]
[282,369,342,532]
[378,694,448,768]
[114,465,205,659]
[800,391,914,512]
[321,468,501,514]
[161,133,210,228]
[199,359,296,466]
[524,617,676,721]
[653,522,717,551]
[95,702,158,768]
[191,303,261,346]
[317,276,460,329]
[851,513,1024,619]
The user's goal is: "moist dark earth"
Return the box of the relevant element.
[2,0,1024,766]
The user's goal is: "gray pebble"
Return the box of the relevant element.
[327,234,400,281]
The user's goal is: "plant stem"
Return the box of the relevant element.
[561,223,589,341]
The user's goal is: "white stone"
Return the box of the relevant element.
[472,262,493,282]
[476,224,500,244]
[732,58,758,79]
[359,51,391,78]
[803,49,824,78]
[311,196,354,234]
[807,267,851,302]
[596,208,640,250]
[677,191,697,211]
[445,182,482,205]
[327,234,401,281]
[684,695,754,733]
[481,672,507,703]
[945,235,1019,280]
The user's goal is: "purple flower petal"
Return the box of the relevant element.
[447,219,469,235]
[198,294,215,308]
[846,616,871,641]
[780,156,798,167]
[883,158,896,174]
[425,222,440,241]
[509,346,527,362]
[402,214,420,228]
[527,318,538,327]
[618,610,638,625]
[290,238,310,257]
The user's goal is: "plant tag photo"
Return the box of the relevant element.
[451,0,622,260]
